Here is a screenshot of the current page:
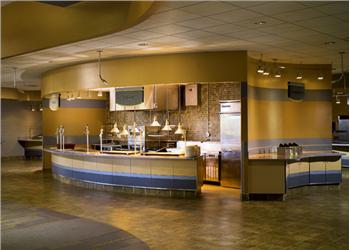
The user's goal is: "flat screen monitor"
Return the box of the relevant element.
[288,82,305,101]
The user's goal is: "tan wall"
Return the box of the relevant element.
[2,1,156,58]
[42,51,248,96]
[247,57,332,151]
[43,107,105,136]
[1,88,41,101]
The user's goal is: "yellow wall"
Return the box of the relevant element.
[2,1,157,58]
[41,51,248,96]
[43,107,105,136]
[247,57,332,148]
[1,88,42,101]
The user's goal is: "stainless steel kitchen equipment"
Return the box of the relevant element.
[204,152,221,183]
[220,100,241,188]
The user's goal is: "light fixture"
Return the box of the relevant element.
[97,91,103,97]
[120,124,129,136]
[77,91,82,99]
[324,41,335,45]
[254,21,266,25]
[151,116,161,127]
[162,119,172,131]
[279,65,286,69]
[263,69,269,76]
[317,75,324,80]
[97,50,109,85]
[257,54,264,74]
[175,123,184,135]
[296,62,303,80]
[110,122,120,134]
[336,95,340,104]
[138,42,149,47]
[31,103,35,112]
[110,110,119,134]
[132,122,139,134]
[273,59,281,78]
[162,86,172,131]
[39,104,43,111]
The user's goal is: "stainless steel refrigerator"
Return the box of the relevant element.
[220,100,241,188]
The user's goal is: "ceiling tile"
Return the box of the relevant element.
[314,2,349,15]
[179,2,238,16]
[229,1,267,9]
[273,8,327,23]
[247,2,307,15]
[236,16,285,29]
[173,30,213,39]
[227,29,270,40]
[147,24,192,35]
[124,30,163,40]
[205,23,245,34]
[177,17,224,29]
[256,23,304,35]
[210,9,262,23]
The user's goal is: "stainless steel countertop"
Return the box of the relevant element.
[249,151,341,162]
[44,148,200,160]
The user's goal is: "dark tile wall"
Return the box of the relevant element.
[106,82,240,141]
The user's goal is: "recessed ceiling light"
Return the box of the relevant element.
[137,42,149,47]
[324,41,336,45]
[254,21,266,25]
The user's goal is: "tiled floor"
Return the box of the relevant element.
[2,159,349,250]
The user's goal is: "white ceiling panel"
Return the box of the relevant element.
[209,8,262,23]
[314,2,349,15]
[147,24,192,35]
[273,8,327,23]
[179,1,237,16]
[247,1,307,15]
[177,17,224,29]
[205,23,245,34]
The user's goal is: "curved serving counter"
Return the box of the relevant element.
[45,149,204,198]
[246,152,342,200]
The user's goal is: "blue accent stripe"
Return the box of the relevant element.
[53,164,196,190]
[43,99,106,108]
[248,85,332,102]
[310,171,326,175]
[52,163,196,180]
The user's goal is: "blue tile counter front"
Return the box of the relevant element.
[46,149,204,198]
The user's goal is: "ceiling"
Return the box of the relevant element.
[1,1,348,91]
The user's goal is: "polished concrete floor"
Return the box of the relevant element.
[2,159,349,250]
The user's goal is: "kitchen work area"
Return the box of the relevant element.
[42,72,343,200]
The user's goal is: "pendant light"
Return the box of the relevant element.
[97,50,109,85]
[120,106,129,136]
[151,116,161,127]
[296,62,303,80]
[175,84,184,135]
[120,124,129,136]
[257,54,264,74]
[150,85,161,127]
[162,86,172,131]
[110,111,119,134]
[273,59,281,78]
[132,107,139,134]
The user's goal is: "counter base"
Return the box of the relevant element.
[53,173,199,199]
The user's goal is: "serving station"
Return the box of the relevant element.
[247,151,342,200]
[46,146,204,198]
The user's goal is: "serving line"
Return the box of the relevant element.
[44,148,204,198]
[245,151,342,200]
